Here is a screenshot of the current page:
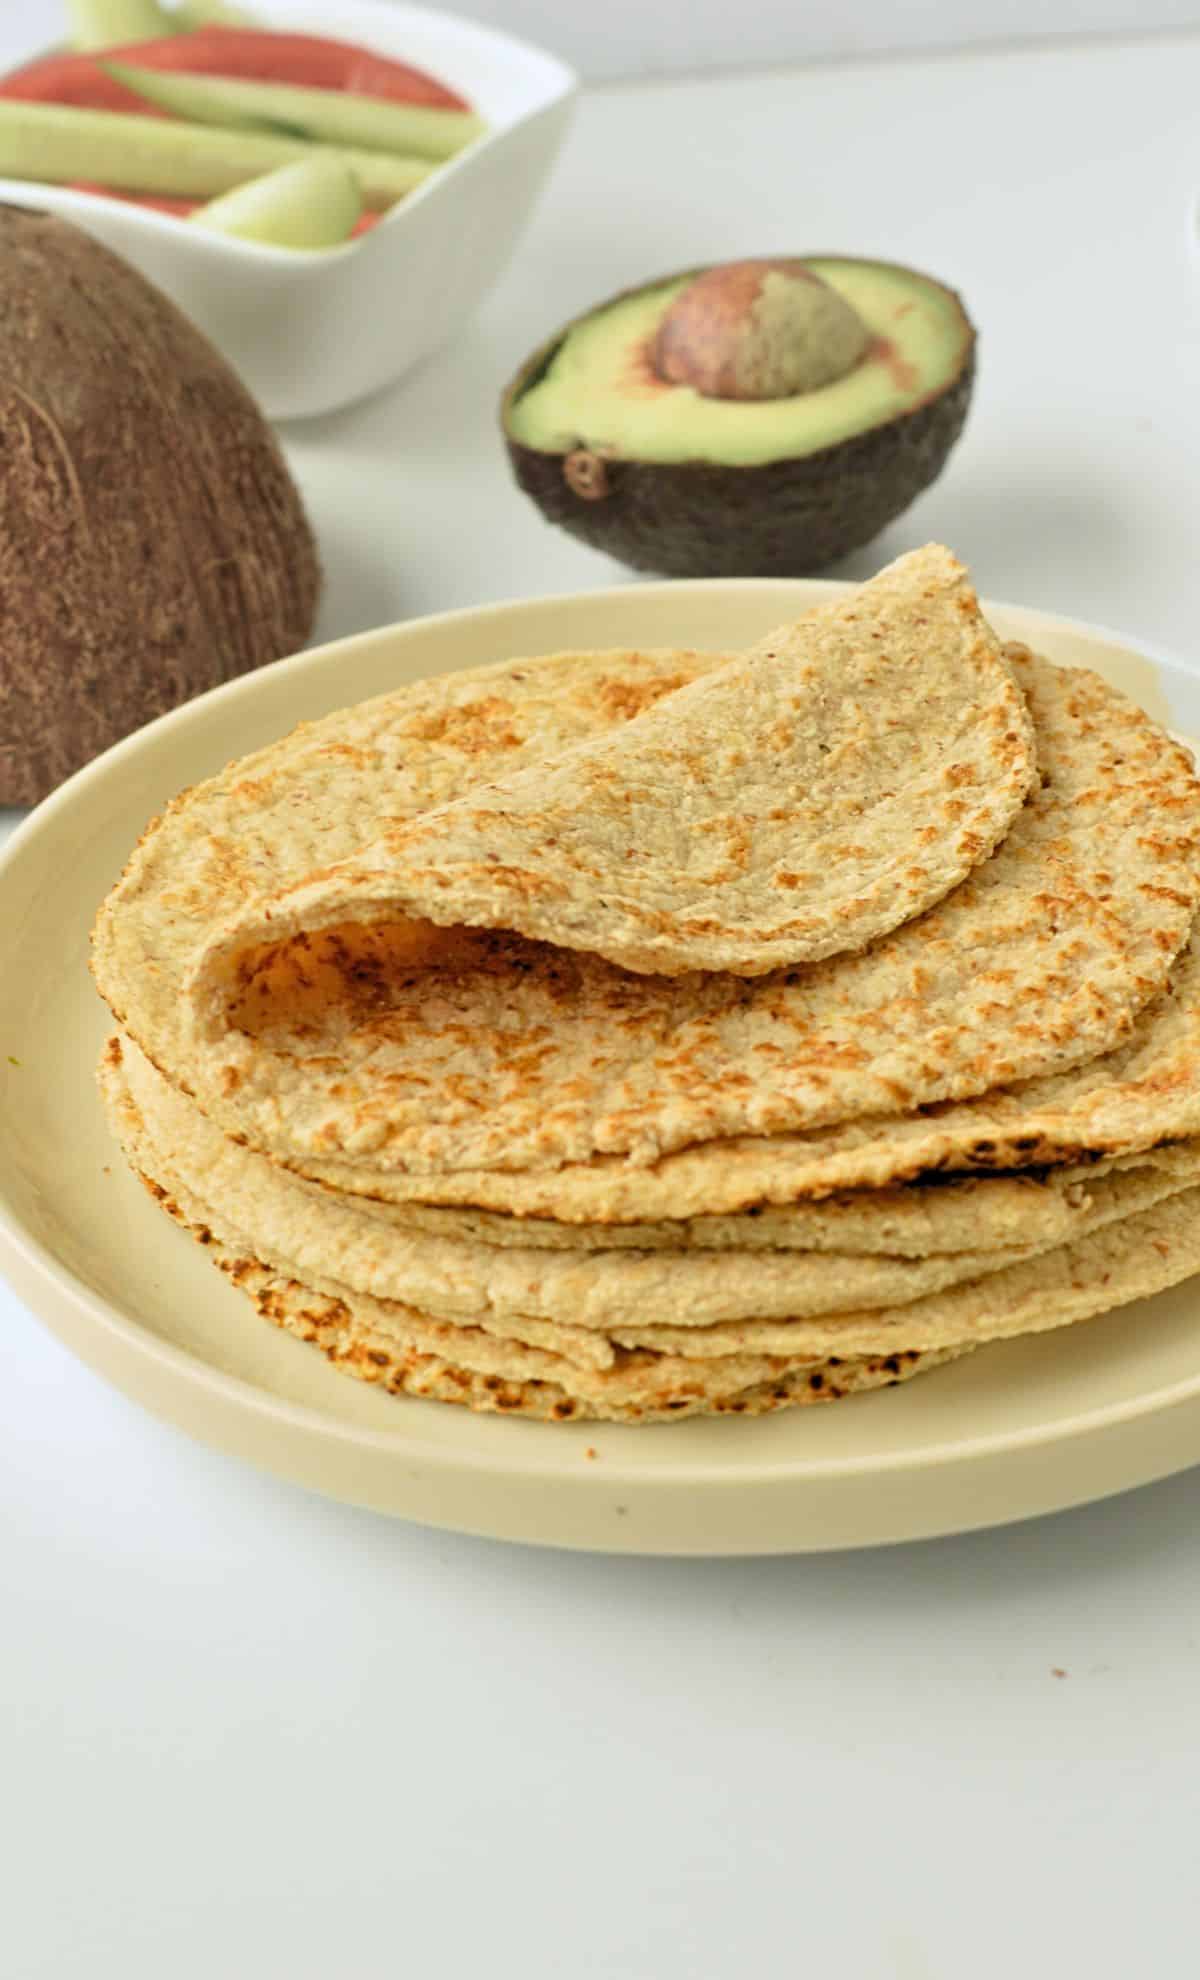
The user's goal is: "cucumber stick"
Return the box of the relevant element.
[0,100,430,207]
[107,61,484,160]
[191,157,362,249]
[67,0,174,48]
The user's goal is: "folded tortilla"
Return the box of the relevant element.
[93,629,1198,1180]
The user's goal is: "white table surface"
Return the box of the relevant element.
[4,29,1200,1980]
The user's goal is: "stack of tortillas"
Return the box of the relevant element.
[91,545,1200,1423]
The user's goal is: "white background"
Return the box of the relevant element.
[402,0,1200,76]
[2,0,1200,77]
[3,8,1200,1980]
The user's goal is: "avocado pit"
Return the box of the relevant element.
[651,258,872,402]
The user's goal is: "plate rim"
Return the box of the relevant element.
[4,575,1200,1540]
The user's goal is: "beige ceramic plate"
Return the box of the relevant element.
[2,580,1199,1554]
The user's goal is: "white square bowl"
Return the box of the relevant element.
[0,0,577,419]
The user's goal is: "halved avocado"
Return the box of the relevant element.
[501,257,975,577]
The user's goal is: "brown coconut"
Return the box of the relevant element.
[0,204,320,806]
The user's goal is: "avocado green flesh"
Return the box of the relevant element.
[507,261,968,469]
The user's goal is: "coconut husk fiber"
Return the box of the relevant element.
[0,205,319,806]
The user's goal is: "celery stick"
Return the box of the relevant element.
[0,100,430,207]
[107,62,485,161]
[67,0,174,48]
[191,156,361,249]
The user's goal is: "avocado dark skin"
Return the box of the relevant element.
[500,259,976,579]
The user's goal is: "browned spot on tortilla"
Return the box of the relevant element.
[401,696,523,754]
[594,672,693,722]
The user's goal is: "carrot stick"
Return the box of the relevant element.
[156,27,470,109]
[0,53,170,115]
[1,28,468,114]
